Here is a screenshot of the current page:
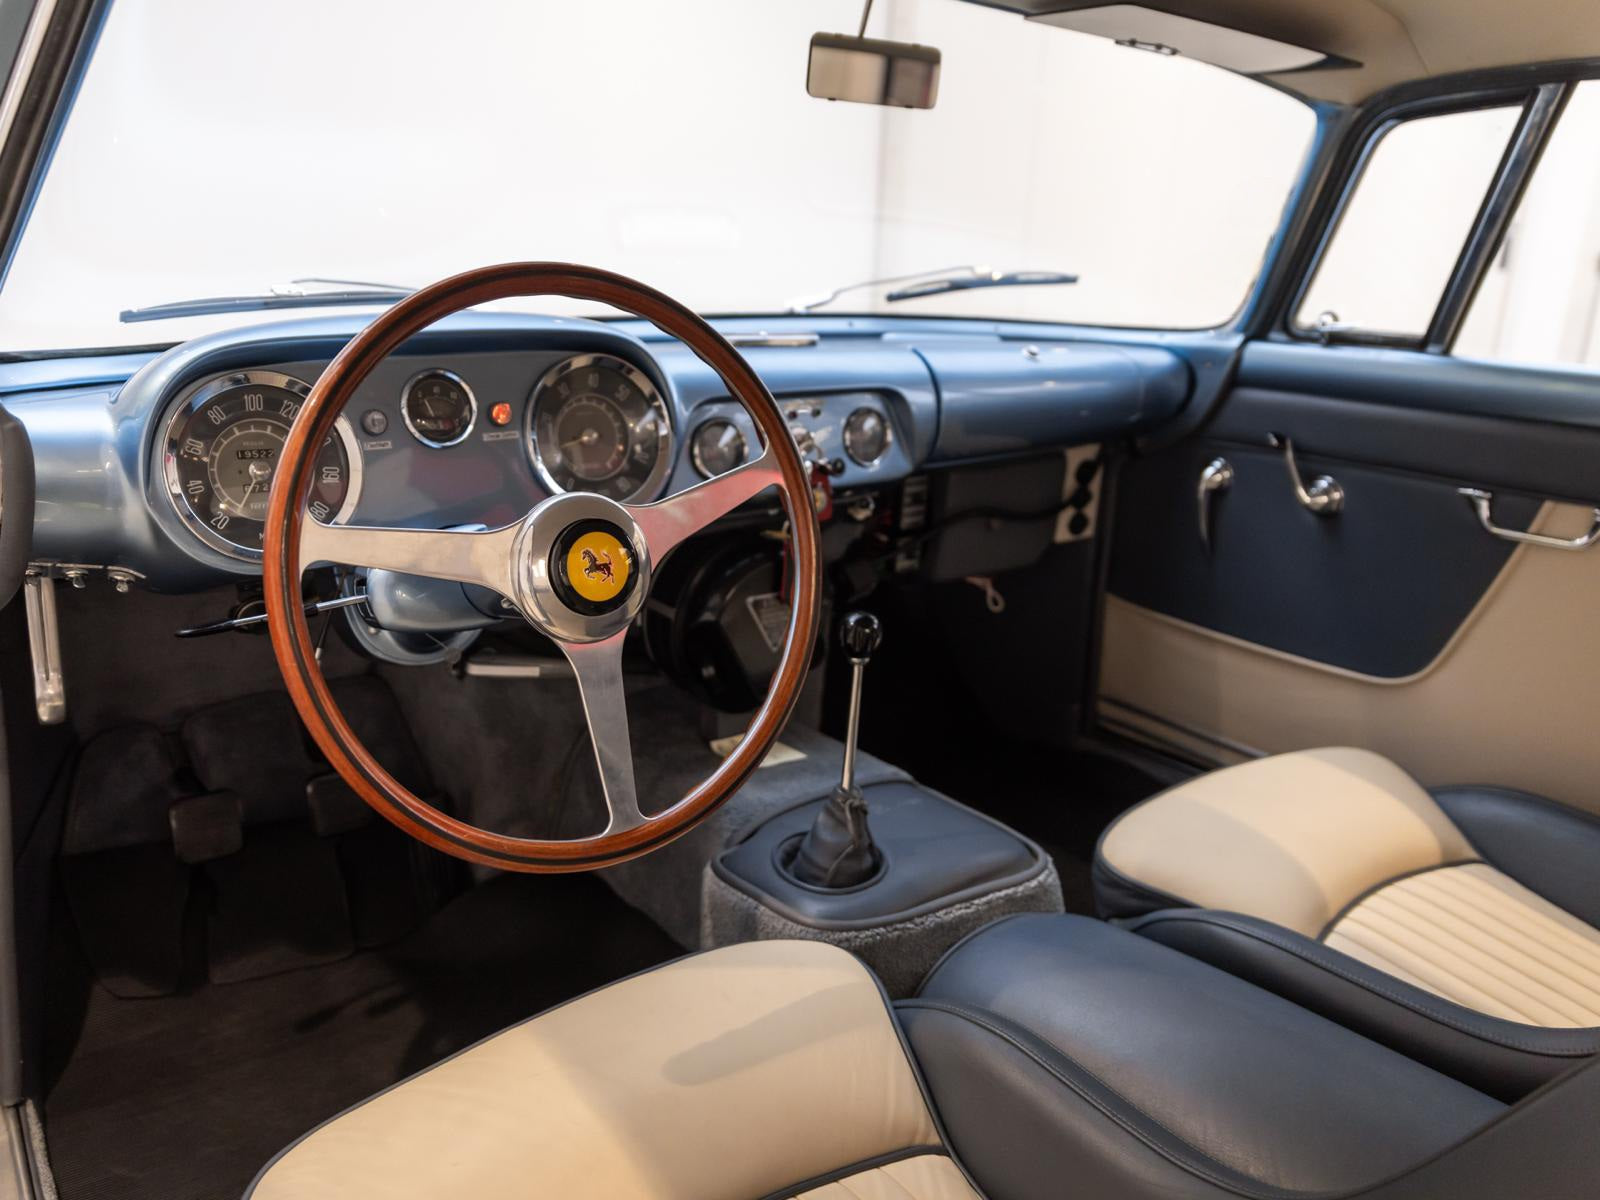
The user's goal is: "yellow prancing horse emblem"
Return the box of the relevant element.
[564,530,630,604]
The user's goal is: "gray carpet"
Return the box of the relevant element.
[43,873,680,1200]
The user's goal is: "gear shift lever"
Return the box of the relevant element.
[789,611,884,888]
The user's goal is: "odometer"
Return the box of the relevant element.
[161,371,362,561]
[527,353,672,502]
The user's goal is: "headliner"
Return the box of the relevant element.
[967,1,1600,104]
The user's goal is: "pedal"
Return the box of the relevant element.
[306,773,373,836]
[168,791,243,864]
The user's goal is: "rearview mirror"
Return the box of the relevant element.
[807,33,940,109]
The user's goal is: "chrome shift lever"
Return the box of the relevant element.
[838,610,882,792]
[789,611,884,889]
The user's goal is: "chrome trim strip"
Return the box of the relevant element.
[23,572,63,724]
[0,0,57,161]
[1099,695,1265,761]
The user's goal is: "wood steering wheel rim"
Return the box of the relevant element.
[263,263,821,872]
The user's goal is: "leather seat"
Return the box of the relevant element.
[248,939,980,1199]
[250,920,1600,1200]
[1093,746,1600,1098]
[907,913,1600,1199]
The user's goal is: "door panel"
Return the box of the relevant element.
[1099,344,1600,815]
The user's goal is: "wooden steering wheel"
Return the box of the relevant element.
[263,264,821,871]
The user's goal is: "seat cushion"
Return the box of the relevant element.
[1094,747,1600,1098]
[248,940,978,1200]
[1095,747,1476,936]
[905,913,1504,1198]
[1323,862,1600,1027]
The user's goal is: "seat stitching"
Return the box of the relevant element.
[1333,910,1565,1024]
[1418,868,1600,970]
[1133,913,1600,1053]
[880,1159,946,1200]
[1371,881,1600,1018]
[1420,870,1600,971]
[903,1001,1300,1200]
[1339,900,1591,1023]
[1315,930,1436,993]
[1395,876,1600,992]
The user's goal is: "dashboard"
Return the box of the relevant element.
[1,311,1194,593]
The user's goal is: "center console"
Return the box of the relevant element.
[698,612,1063,995]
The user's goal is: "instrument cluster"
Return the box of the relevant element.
[155,350,675,563]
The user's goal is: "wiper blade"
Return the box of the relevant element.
[788,265,1077,312]
[120,278,413,324]
[884,268,1078,302]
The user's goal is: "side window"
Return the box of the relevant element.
[1455,81,1600,368]
[1295,106,1522,339]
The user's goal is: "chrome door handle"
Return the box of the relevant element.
[1196,457,1233,552]
[1267,433,1343,516]
[1458,488,1600,551]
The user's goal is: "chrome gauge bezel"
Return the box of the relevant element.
[399,367,478,449]
[843,405,893,467]
[689,417,748,479]
[526,352,674,503]
[159,369,364,563]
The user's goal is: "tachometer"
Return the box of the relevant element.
[162,371,361,561]
[527,353,672,502]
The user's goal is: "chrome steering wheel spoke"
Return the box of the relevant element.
[299,518,521,598]
[626,446,781,559]
[556,629,645,835]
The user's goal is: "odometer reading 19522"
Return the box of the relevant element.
[161,370,362,562]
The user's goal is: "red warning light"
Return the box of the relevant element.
[489,401,513,427]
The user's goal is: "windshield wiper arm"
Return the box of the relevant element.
[120,277,414,324]
[883,268,1078,302]
[789,265,1078,312]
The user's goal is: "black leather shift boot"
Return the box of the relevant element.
[788,785,881,888]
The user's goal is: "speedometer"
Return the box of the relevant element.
[161,370,362,561]
[527,353,672,502]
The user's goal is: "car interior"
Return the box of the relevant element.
[2,0,1600,1197]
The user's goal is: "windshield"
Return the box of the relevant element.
[0,0,1314,352]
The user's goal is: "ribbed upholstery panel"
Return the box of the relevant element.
[793,1154,979,1199]
[1325,863,1600,1028]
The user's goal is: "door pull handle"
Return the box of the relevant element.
[1267,433,1343,516]
[1196,457,1233,552]
[1458,488,1600,551]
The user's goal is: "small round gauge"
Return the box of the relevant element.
[843,407,891,466]
[690,418,747,478]
[528,353,672,502]
[162,370,361,561]
[401,369,477,448]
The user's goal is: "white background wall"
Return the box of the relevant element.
[0,0,1593,366]
[0,0,1311,349]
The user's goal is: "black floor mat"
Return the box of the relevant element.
[43,872,681,1200]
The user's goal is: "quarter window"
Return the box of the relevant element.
[1295,105,1521,339]
[1454,81,1600,369]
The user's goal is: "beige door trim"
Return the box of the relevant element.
[1099,501,1600,815]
